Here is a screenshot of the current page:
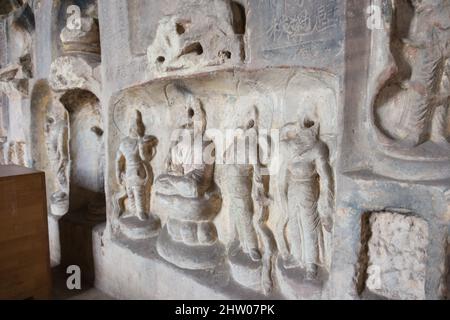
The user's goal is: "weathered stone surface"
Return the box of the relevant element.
[147,0,243,77]
[364,212,429,300]
[1,0,449,301]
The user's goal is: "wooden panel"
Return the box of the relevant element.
[0,165,51,300]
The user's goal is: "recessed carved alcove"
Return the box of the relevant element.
[364,0,450,181]
[103,67,339,298]
[60,89,104,219]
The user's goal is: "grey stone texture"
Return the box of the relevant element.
[1,0,449,300]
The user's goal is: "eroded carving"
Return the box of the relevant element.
[147,0,244,76]
[0,7,33,98]
[225,106,275,294]
[45,110,70,216]
[0,63,29,97]
[0,138,26,166]
[373,0,450,149]
[60,3,100,55]
[114,109,160,239]
[50,3,101,97]
[276,117,334,281]
[155,95,224,270]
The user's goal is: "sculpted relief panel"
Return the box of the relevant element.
[3,0,448,301]
[365,0,450,181]
[108,69,338,298]
[373,0,450,149]
[45,104,70,216]
[146,0,245,77]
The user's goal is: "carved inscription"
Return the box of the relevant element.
[263,0,340,51]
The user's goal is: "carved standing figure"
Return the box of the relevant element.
[401,0,450,146]
[225,106,275,294]
[226,109,262,262]
[276,117,334,280]
[45,112,70,216]
[115,110,158,222]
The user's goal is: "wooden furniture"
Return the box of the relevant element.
[0,165,51,299]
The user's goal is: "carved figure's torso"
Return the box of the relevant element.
[119,137,147,186]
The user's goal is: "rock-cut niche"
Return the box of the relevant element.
[59,89,105,220]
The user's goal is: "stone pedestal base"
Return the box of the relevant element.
[276,256,326,299]
[228,249,263,293]
[156,226,224,270]
[118,213,160,240]
[93,225,277,299]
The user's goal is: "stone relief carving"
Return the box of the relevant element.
[155,95,224,270]
[60,2,100,55]
[371,0,450,150]
[225,106,275,294]
[275,117,334,281]
[45,2,104,222]
[1,0,447,301]
[0,63,29,97]
[0,138,26,166]
[45,109,70,217]
[401,0,450,146]
[103,69,339,298]
[147,0,244,76]
[113,109,160,239]
[50,3,101,97]
[0,4,33,98]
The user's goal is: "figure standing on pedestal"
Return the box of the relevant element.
[114,110,160,239]
[225,106,275,294]
[276,117,334,280]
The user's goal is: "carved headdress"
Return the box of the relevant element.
[128,110,145,138]
[186,95,207,135]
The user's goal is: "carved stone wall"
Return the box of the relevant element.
[1,0,449,300]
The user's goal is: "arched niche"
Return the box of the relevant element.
[59,88,105,218]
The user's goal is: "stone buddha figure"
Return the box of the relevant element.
[155,97,214,201]
[155,96,223,270]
